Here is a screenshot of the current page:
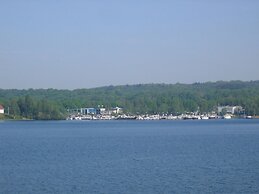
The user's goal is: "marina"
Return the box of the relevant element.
[67,112,253,121]
[66,105,253,121]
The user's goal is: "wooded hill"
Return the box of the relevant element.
[0,80,259,120]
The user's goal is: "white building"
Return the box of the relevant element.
[111,107,123,114]
[217,106,243,114]
[0,105,4,114]
[97,108,106,115]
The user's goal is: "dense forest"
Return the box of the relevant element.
[0,80,259,120]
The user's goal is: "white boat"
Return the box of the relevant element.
[223,114,232,119]
[201,115,209,120]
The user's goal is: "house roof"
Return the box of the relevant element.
[0,105,4,109]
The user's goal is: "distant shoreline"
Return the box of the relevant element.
[2,115,258,121]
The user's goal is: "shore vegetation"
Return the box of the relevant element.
[0,80,259,120]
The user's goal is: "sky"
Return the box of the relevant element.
[0,0,259,89]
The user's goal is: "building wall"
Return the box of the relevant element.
[80,108,97,115]
[0,109,4,114]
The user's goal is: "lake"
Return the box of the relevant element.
[1,120,259,193]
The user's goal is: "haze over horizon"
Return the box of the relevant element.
[1,80,259,91]
[1,1,259,89]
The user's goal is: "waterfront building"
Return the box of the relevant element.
[217,105,243,114]
[111,107,123,114]
[81,108,97,115]
[0,105,4,114]
[96,107,106,115]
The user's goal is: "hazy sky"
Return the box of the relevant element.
[1,0,259,89]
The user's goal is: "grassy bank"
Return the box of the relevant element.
[0,114,30,120]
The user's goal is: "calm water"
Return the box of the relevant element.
[1,120,259,194]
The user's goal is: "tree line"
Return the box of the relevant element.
[1,95,64,120]
[0,80,259,120]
